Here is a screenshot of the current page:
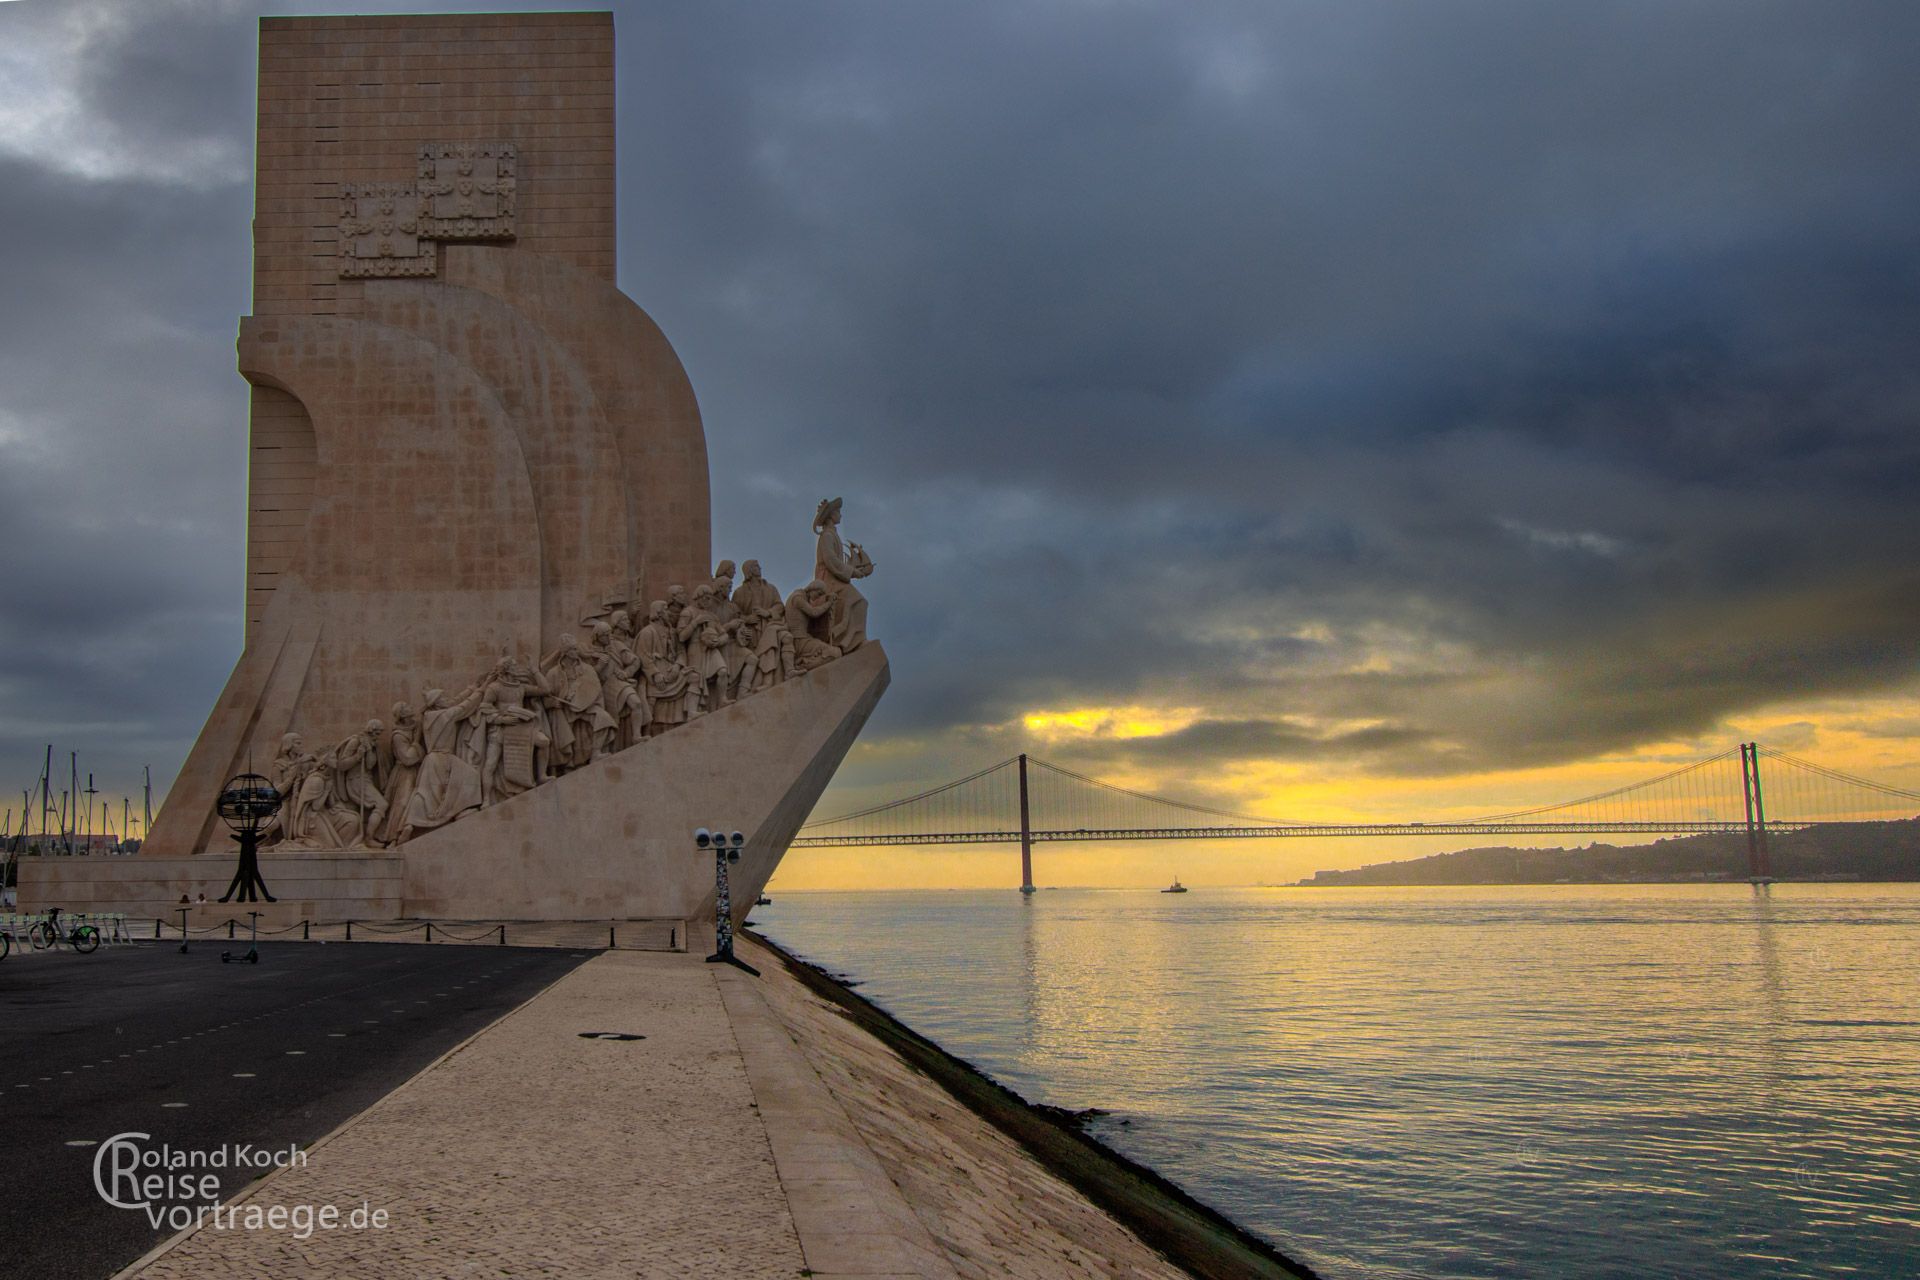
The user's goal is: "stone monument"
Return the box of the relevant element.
[19,12,888,926]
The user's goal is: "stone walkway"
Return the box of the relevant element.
[121,944,1186,1279]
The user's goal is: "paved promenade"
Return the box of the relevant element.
[118,940,1186,1279]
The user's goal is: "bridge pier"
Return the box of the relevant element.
[1018,753,1035,895]
[1740,742,1774,882]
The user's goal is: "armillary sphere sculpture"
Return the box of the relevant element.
[217,773,281,904]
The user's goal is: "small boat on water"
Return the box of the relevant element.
[1162,878,1188,894]
[756,896,772,905]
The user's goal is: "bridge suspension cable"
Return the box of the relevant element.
[794,742,1920,850]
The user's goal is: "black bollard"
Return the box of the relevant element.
[346,920,353,941]
[228,919,236,940]
[609,925,616,949]
[425,922,433,943]
[302,920,310,940]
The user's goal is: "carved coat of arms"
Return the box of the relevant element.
[338,184,436,278]
[418,142,518,241]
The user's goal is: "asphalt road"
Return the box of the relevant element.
[0,939,594,1278]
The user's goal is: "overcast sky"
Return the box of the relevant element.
[2,0,1917,884]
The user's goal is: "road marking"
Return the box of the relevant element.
[162,1102,188,1109]
[66,1139,98,1147]
[286,1050,306,1056]
[328,1032,346,1037]
[233,1073,256,1078]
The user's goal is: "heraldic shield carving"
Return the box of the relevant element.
[418,141,518,241]
[338,183,437,278]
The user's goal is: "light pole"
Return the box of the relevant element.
[695,827,758,975]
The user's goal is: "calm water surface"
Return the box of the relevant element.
[752,884,1920,1280]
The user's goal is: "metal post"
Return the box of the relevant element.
[346,920,353,940]
[1018,753,1035,895]
[701,829,758,974]
[40,745,52,848]
[425,922,433,942]
[303,919,310,941]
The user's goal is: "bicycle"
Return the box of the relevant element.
[28,908,99,954]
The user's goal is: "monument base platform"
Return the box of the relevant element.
[17,853,404,922]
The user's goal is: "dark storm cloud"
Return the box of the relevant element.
[2,0,1917,816]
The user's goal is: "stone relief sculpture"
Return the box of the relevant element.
[338,184,436,278]
[417,141,517,240]
[256,501,874,849]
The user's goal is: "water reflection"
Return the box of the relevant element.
[755,884,1920,1280]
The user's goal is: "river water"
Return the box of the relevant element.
[751,883,1920,1280]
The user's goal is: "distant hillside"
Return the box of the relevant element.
[1298,820,1920,886]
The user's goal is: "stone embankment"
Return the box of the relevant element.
[118,935,1311,1279]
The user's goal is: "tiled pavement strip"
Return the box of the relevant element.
[118,938,1184,1279]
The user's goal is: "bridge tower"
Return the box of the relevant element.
[1018,753,1036,894]
[1740,743,1774,882]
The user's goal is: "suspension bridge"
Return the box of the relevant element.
[794,744,1920,889]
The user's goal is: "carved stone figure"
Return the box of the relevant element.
[479,654,550,805]
[813,497,874,652]
[587,621,650,748]
[732,560,780,617]
[609,609,635,649]
[380,702,424,845]
[267,732,317,845]
[664,584,692,640]
[785,582,843,672]
[332,720,389,846]
[543,634,617,771]
[710,560,737,605]
[744,607,795,695]
[678,584,734,712]
[637,601,696,734]
[394,685,485,842]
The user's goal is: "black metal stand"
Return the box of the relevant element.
[219,829,276,903]
[704,842,759,976]
[178,906,191,954]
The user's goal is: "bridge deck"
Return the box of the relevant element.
[790,820,1814,847]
